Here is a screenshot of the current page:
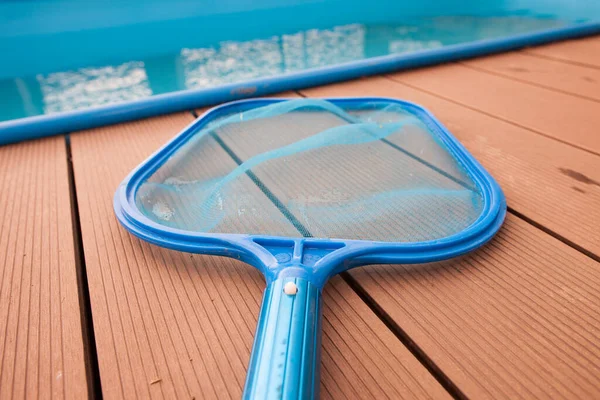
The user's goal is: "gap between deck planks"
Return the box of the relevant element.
[298,36,600,399]
[460,51,600,102]
[525,35,600,69]
[384,61,600,156]
[69,112,450,399]
[0,137,88,398]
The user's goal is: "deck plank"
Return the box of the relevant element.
[462,51,600,101]
[386,63,600,154]
[525,35,600,68]
[300,76,600,398]
[300,75,600,256]
[0,137,88,399]
[69,112,449,399]
[350,214,600,399]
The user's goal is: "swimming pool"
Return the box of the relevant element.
[1,0,599,144]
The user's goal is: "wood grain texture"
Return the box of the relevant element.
[0,137,88,399]
[462,51,600,101]
[350,214,600,399]
[300,75,600,255]
[387,63,600,154]
[69,112,449,399]
[526,35,600,68]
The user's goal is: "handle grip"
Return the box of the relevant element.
[243,278,322,400]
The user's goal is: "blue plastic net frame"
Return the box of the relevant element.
[114,97,505,286]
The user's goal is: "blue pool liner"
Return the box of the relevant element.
[0,21,599,146]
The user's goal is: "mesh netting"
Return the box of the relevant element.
[135,99,484,242]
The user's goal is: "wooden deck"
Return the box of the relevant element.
[1,35,600,399]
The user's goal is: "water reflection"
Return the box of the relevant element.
[36,61,151,114]
[0,16,568,122]
[296,24,365,69]
[181,24,367,89]
[181,38,283,89]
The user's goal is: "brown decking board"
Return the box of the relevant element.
[386,63,600,155]
[462,51,600,102]
[348,214,600,399]
[69,112,449,399]
[526,35,600,68]
[0,137,88,398]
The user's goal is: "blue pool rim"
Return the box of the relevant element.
[113,97,507,287]
[1,21,599,146]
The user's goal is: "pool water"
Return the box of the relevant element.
[0,15,570,123]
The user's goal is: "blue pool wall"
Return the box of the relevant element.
[0,0,599,144]
[3,0,599,80]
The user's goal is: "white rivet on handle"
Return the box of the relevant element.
[284,282,297,296]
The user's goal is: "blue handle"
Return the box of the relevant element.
[243,277,322,400]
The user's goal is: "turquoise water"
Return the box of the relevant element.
[0,15,576,123]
